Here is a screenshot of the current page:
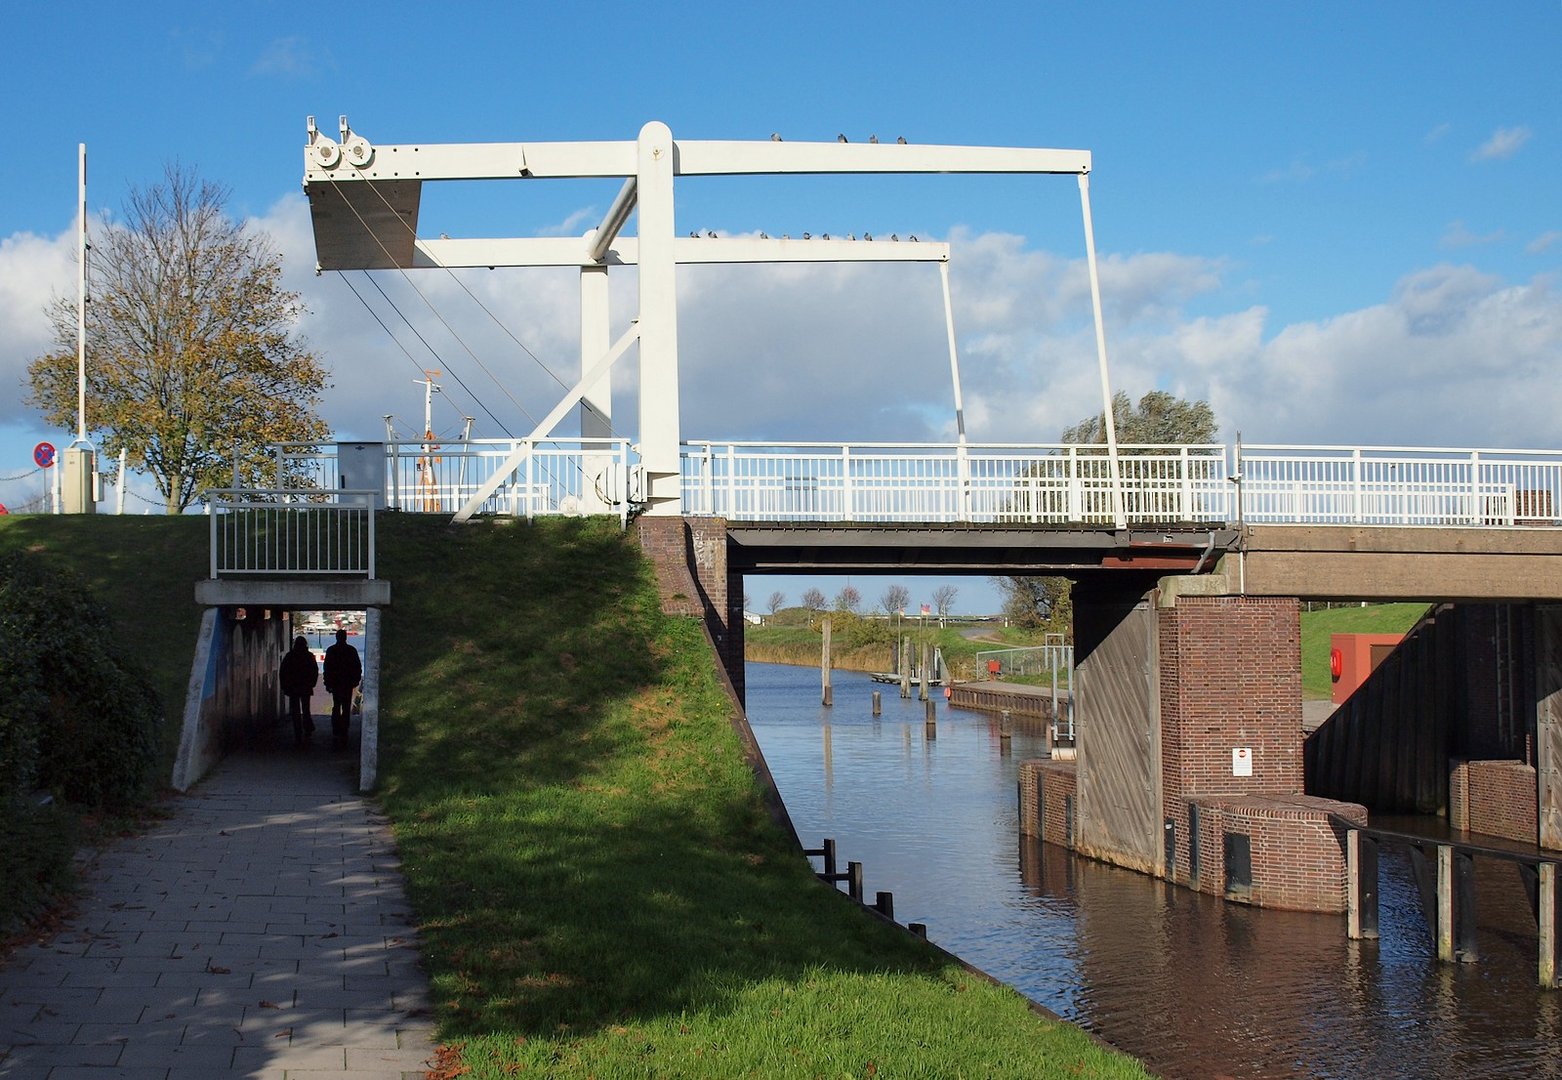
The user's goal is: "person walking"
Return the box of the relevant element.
[279,634,319,746]
[323,628,363,751]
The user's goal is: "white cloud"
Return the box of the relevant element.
[6,205,1562,508]
[1470,125,1533,162]
[1440,220,1505,249]
[250,36,314,79]
[1424,122,1452,144]
[1528,231,1562,255]
[537,207,600,238]
[0,227,76,423]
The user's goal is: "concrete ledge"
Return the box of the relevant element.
[1157,572,1235,605]
[195,578,392,607]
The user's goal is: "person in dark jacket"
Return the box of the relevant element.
[279,635,319,746]
[322,628,362,751]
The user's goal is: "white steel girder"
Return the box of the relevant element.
[303,118,1125,526]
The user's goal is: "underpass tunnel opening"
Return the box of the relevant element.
[280,609,370,753]
[174,605,383,794]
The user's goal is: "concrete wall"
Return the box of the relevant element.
[172,608,288,791]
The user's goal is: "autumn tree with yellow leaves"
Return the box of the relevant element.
[27,165,329,512]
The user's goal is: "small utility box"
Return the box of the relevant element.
[62,446,96,515]
[336,442,385,509]
[1330,632,1404,705]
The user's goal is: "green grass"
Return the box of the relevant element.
[375,515,1149,1078]
[0,512,1147,1076]
[1299,602,1429,699]
[0,515,208,771]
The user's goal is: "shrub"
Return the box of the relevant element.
[0,552,163,808]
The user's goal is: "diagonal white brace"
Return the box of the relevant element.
[451,321,642,522]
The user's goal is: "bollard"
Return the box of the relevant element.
[875,891,895,919]
[823,837,837,877]
[848,861,864,903]
[1000,709,1012,740]
[925,698,936,723]
[909,922,928,939]
[823,684,832,706]
[872,690,881,716]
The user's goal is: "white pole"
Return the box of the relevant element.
[938,261,967,442]
[115,447,126,514]
[939,260,972,521]
[1078,173,1125,531]
[76,143,88,446]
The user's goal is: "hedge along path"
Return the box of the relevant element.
[373,515,1151,1079]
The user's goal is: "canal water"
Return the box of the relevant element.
[744,662,1562,1080]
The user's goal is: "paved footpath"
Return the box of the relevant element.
[0,739,437,1079]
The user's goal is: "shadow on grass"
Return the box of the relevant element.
[0,515,208,770]
[373,515,949,1035]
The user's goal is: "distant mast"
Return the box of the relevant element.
[76,143,87,445]
[63,143,97,514]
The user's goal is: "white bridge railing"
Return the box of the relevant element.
[208,489,376,578]
[272,438,633,522]
[681,441,1232,524]
[247,440,1562,529]
[1238,446,1562,526]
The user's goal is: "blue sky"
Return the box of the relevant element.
[2,2,1559,612]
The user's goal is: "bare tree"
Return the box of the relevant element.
[27,164,329,512]
[834,585,861,612]
[932,584,959,624]
[801,587,826,612]
[880,584,910,616]
[766,590,787,616]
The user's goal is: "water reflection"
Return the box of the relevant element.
[745,662,1562,1080]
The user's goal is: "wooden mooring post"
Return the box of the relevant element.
[821,616,832,707]
[803,837,838,877]
[900,635,911,699]
[1539,861,1560,989]
[872,690,881,716]
[1347,829,1379,941]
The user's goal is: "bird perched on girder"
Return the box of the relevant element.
[897,136,907,144]
[837,133,848,142]
[771,133,782,141]
[868,135,879,144]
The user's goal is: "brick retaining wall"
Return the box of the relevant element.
[1019,759,1078,848]
[1465,759,1539,845]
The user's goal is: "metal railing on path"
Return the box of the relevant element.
[207,488,377,579]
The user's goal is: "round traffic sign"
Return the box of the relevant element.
[33,442,56,468]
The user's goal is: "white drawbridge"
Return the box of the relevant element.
[302,119,1128,526]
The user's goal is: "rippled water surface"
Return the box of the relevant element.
[745,662,1562,1080]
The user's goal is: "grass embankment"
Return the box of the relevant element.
[376,516,1148,1078]
[746,618,1013,680]
[0,515,207,769]
[1299,602,1429,699]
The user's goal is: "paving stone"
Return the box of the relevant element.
[0,746,436,1077]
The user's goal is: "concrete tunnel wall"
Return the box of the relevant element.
[172,607,382,793]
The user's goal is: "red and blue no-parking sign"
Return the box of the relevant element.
[33,442,55,468]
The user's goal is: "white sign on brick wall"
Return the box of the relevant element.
[1232,747,1253,777]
